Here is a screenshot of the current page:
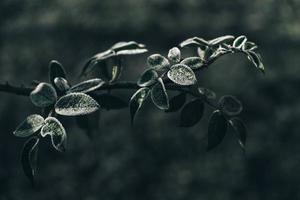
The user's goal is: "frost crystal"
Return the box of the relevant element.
[14,114,44,137]
[41,117,67,152]
[55,92,100,116]
[167,64,197,86]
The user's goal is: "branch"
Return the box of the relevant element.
[0,82,33,96]
[0,81,193,96]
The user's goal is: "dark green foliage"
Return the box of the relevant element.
[207,110,228,151]
[150,78,169,110]
[129,87,150,124]
[137,69,158,87]
[11,35,264,184]
[165,93,186,112]
[218,95,243,116]
[49,60,67,87]
[180,98,204,127]
[21,137,39,186]
[229,117,247,151]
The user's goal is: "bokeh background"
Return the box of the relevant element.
[1,0,300,199]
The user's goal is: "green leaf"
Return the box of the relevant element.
[110,41,146,51]
[94,93,128,110]
[218,95,243,116]
[112,41,147,55]
[151,78,169,110]
[247,51,265,73]
[49,60,66,86]
[54,77,70,92]
[233,35,247,49]
[197,48,206,60]
[14,114,44,137]
[198,87,216,100]
[129,87,150,124]
[68,78,105,94]
[180,99,204,127]
[55,93,100,116]
[147,54,170,71]
[116,49,148,55]
[167,64,197,86]
[166,93,186,112]
[137,69,158,87]
[168,47,181,63]
[41,117,67,152]
[30,83,57,107]
[180,57,204,69]
[207,110,228,151]
[229,117,247,151]
[179,37,209,48]
[208,35,235,46]
[242,41,258,51]
[110,58,123,83]
[21,136,39,185]
[80,49,115,76]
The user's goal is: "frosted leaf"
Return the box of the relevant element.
[116,48,148,55]
[168,47,181,63]
[218,95,243,116]
[54,77,70,92]
[81,49,115,76]
[129,87,150,124]
[180,57,204,69]
[198,87,216,100]
[147,54,170,71]
[49,60,66,86]
[21,136,39,185]
[167,64,197,86]
[13,114,44,137]
[41,117,67,152]
[68,78,105,94]
[233,35,247,49]
[55,93,100,116]
[151,78,169,110]
[137,69,158,87]
[110,41,146,51]
[30,83,57,107]
[208,35,235,46]
[247,51,265,73]
[179,37,208,48]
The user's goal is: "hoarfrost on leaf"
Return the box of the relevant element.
[30,83,57,107]
[168,47,181,63]
[151,78,169,110]
[167,64,197,86]
[41,117,67,152]
[147,54,170,71]
[55,92,100,116]
[68,78,105,94]
[14,114,44,137]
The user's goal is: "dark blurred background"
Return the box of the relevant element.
[1,0,300,199]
